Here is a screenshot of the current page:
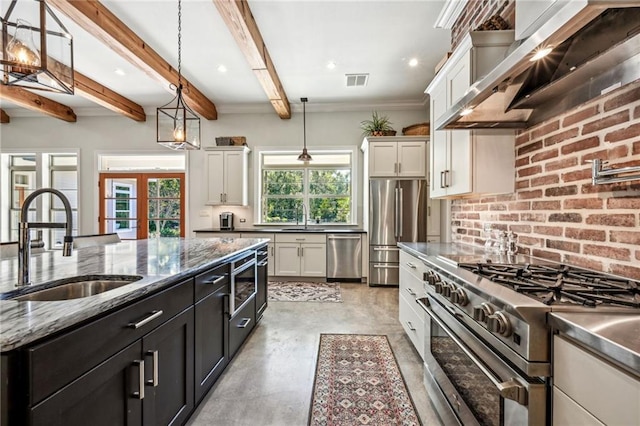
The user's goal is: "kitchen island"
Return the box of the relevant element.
[1,237,268,426]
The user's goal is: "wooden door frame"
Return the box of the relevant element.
[99,172,186,239]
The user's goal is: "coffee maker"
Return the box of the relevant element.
[220,212,234,230]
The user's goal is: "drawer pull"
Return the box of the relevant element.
[203,275,225,285]
[406,262,416,269]
[257,260,268,267]
[373,247,399,251]
[373,264,399,269]
[406,321,416,331]
[405,287,416,296]
[295,238,305,241]
[132,360,145,399]
[146,350,159,387]
[257,250,268,256]
[237,318,252,329]
[128,310,163,329]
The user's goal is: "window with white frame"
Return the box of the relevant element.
[1,153,78,247]
[258,150,355,224]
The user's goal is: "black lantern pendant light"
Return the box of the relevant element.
[157,0,201,150]
[297,97,312,162]
[1,0,74,94]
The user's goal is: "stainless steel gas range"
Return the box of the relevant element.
[414,250,640,426]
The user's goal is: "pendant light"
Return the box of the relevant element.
[1,0,74,94]
[157,0,201,150]
[297,97,312,162]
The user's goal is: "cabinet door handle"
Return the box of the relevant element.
[270,246,274,256]
[300,247,304,257]
[445,170,450,188]
[405,287,416,296]
[132,360,145,399]
[203,275,225,285]
[128,310,163,329]
[237,318,252,328]
[220,193,223,202]
[145,350,159,387]
[440,171,445,188]
[406,262,416,269]
[394,163,398,173]
[406,321,415,331]
[398,163,401,173]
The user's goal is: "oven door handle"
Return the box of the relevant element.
[422,301,529,406]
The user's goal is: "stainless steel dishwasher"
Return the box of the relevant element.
[326,234,362,282]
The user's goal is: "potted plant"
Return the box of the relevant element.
[360,111,396,137]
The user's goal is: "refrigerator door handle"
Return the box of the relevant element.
[394,187,400,237]
[398,187,403,238]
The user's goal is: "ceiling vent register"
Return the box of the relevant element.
[346,74,368,87]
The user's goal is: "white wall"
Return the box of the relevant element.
[0,108,428,236]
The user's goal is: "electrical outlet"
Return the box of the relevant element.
[239,218,246,223]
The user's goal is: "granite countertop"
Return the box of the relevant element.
[398,242,640,378]
[194,227,366,233]
[0,237,268,352]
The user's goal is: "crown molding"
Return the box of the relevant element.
[435,0,469,29]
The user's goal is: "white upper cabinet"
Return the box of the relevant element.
[363,136,427,178]
[426,31,515,199]
[205,146,250,206]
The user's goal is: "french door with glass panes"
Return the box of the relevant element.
[99,173,185,239]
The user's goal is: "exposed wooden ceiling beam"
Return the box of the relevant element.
[47,0,217,120]
[213,0,291,119]
[0,108,9,124]
[74,72,146,122]
[0,86,76,122]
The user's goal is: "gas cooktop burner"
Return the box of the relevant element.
[458,263,640,308]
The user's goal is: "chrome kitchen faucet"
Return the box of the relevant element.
[18,188,74,286]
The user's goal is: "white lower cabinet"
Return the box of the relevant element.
[553,335,640,425]
[274,233,326,277]
[399,251,427,360]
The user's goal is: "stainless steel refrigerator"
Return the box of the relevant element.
[368,179,427,286]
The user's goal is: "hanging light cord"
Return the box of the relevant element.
[177,0,182,88]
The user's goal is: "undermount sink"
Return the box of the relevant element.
[8,275,143,302]
[281,227,324,231]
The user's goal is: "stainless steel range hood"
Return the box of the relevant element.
[436,1,640,130]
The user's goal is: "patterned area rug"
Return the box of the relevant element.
[309,334,421,426]
[268,281,342,302]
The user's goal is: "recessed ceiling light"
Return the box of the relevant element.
[327,61,336,70]
[530,47,553,62]
[408,58,418,67]
[114,68,126,76]
[217,65,227,73]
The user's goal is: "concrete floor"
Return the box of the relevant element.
[187,283,443,426]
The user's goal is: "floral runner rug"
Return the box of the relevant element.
[309,334,421,426]
[268,281,342,302]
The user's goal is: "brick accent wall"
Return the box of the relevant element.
[451,0,514,49]
[447,1,640,279]
[450,81,640,279]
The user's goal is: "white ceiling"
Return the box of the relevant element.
[2,0,452,116]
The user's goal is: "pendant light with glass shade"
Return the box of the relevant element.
[157,0,201,150]
[297,97,312,162]
[1,0,74,94]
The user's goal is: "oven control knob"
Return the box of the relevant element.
[442,283,454,298]
[472,303,493,323]
[434,282,443,294]
[426,271,441,286]
[451,288,469,306]
[486,312,513,337]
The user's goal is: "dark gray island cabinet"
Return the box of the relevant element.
[1,241,268,426]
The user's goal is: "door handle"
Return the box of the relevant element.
[440,171,445,188]
[394,163,397,173]
[203,275,225,285]
[405,287,416,296]
[300,247,304,257]
[445,170,450,188]
[394,187,400,237]
[145,350,159,387]
[398,163,401,173]
[397,187,403,238]
[405,321,415,331]
[220,193,223,202]
[237,318,252,328]
[131,360,145,399]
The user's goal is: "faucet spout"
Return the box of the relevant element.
[18,188,74,286]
